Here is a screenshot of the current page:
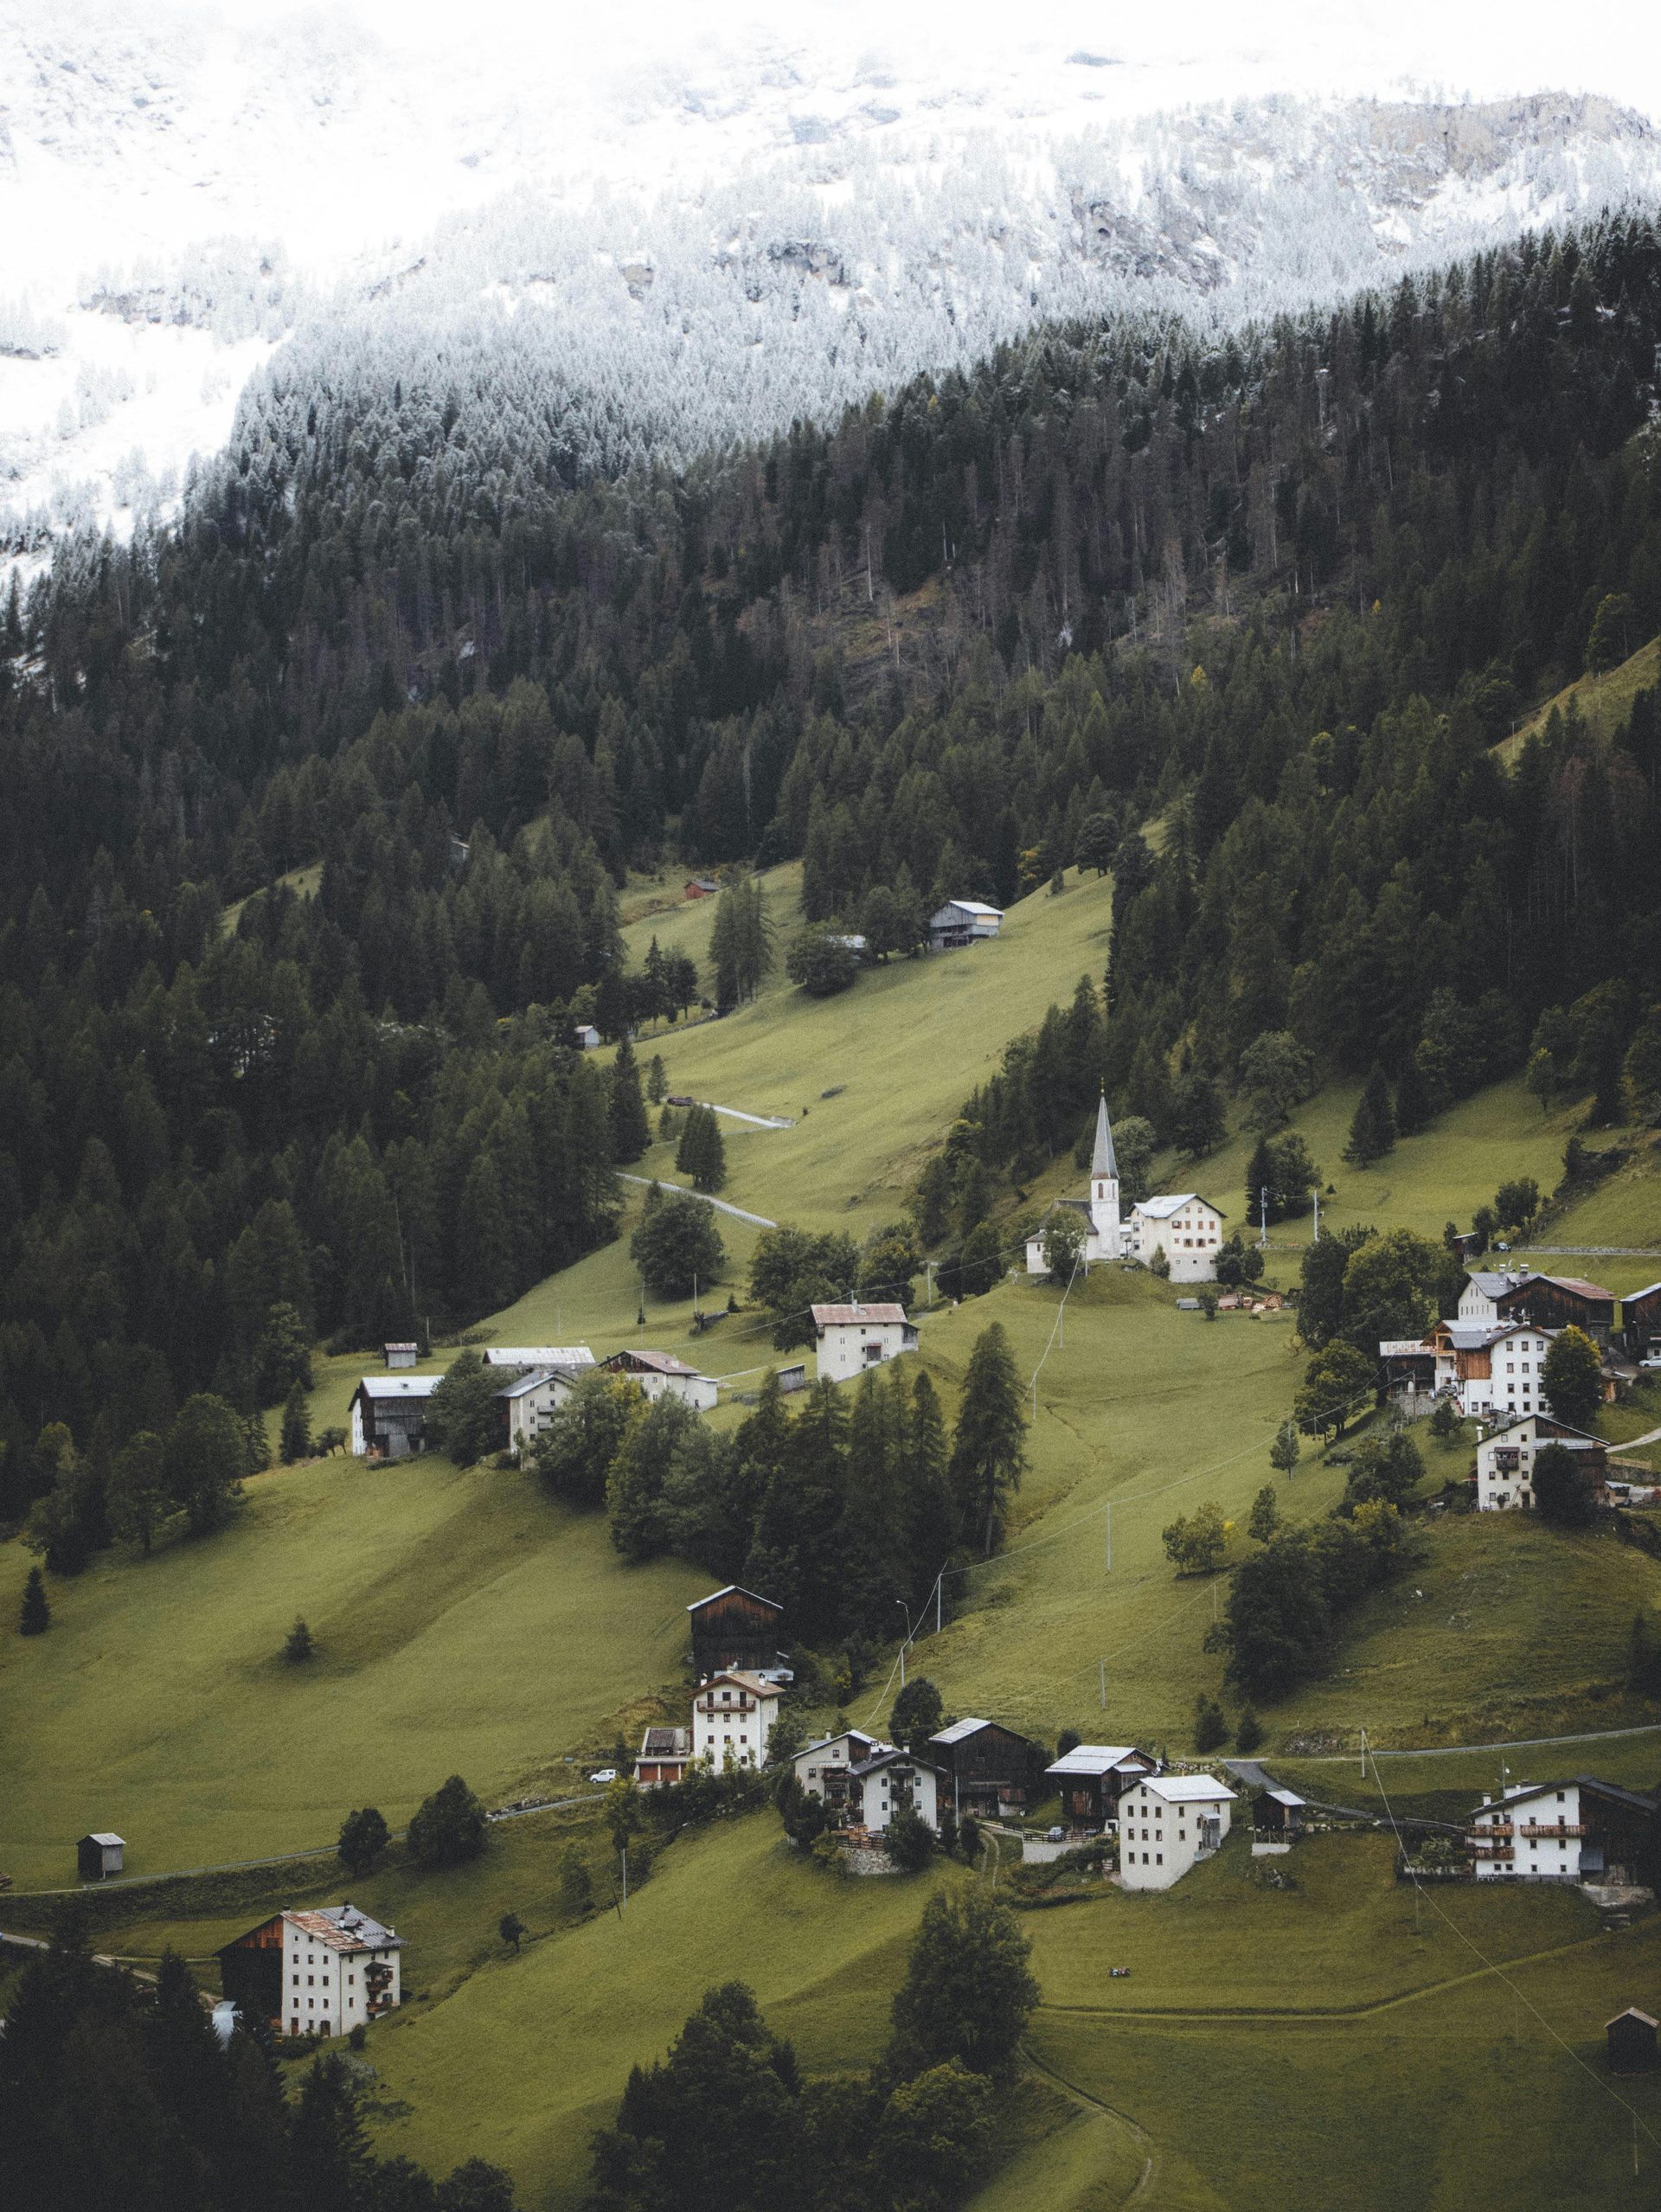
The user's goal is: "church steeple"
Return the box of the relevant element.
[1088,1090,1122,1260]
[1091,1091,1118,1179]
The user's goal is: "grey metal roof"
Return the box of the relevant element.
[930,1716,993,1745]
[356,1375,442,1400]
[1045,1745,1148,1777]
[484,1346,595,1368]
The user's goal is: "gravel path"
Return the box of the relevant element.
[618,1173,778,1228]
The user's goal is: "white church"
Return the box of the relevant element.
[1024,1096,1227,1285]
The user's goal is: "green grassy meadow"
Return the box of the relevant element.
[0,1456,706,1889]
[11,849,1661,2209]
[1497,631,1660,763]
[612,862,1119,1232]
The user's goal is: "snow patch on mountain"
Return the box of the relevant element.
[2,0,1659,548]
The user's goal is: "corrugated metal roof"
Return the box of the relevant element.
[1045,1745,1146,1776]
[494,1369,562,1400]
[640,1726,692,1758]
[356,1375,442,1400]
[811,1303,908,1327]
[1134,1192,1225,1221]
[484,1347,595,1368]
[1135,1775,1235,1804]
[1267,1787,1305,1807]
[83,1831,125,1846]
[687,1585,784,1615]
[930,1717,992,1744]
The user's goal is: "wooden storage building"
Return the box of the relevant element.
[1606,2009,1658,2074]
[76,1832,125,1880]
[1622,1282,1661,1361]
[688,1586,786,1679]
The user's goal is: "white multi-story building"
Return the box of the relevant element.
[1468,1782,1585,1881]
[1117,1774,1235,1890]
[794,1728,891,1798]
[1125,1194,1227,1282]
[1473,1414,1607,1510]
[690,1670,781,1769]
[219,1904,403,2039]
[791,1730,944,1832]
[810,1303,918,1383]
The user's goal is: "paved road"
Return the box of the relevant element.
[1282,1721,1661,1763]
[618,1173,778,1229]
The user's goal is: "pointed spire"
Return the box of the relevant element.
[1092,1090,1117,1180]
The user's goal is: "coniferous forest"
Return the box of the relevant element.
[2,209,1660,1546]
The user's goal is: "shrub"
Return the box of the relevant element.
[18,1566,50,1636]
[338,1805,390,1875]
[1193,1695,1228,1752]
[882,1806,937,1873]
[283,1616,314,1663]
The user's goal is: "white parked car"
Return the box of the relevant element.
[588,1768,619,1786]
[1639,1355,1661,1372]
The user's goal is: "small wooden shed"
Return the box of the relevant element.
[77,1832,125,1880]
[383,1342,419,1369]
[1606,2008,1658,2074]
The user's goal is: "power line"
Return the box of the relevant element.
[1366,1747,1661,2162]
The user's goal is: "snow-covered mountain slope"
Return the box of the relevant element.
[3,0,1660,547]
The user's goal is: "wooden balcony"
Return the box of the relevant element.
[1469,1822,1513,1838]
[1468,1843,1515,1861]
[1517,1823,1585,1839]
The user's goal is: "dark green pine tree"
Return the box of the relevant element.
[1393,1054,1432,1136]
[948,1324,1028,1557]
[290,2052,376,2212]
[608,1037,651,1164]
[689,1110,727,1194]
[1343,1062,1397,1167]
[279,1381,312,1465]
[19,1564,50,1635]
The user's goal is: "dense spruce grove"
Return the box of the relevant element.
[3,212,1661,1538]
[0,1921,517,2212]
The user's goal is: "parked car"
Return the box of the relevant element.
[1046,1825,1067,1843]
[1639,1355,1661,1372]
[588,1768,619,1786]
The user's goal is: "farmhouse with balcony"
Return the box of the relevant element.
[219,1905,403,2040]
[1622,1282,1661,1362]
[1466,1776,1660,1884]
[927,1717,1044,1816]
[1043,1744,1159,1830]
[1408,1318,1562,1421]
[690,1670,781,1769]
[927,898,1003,951]
[1118,1774,1236,1890]
[1474,1414,1608,1510]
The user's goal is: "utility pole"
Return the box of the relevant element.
[935,1573,943,1635]
[620,1847,628,1912]
[1099,1657,1106,1709]
[1260,1185,1270,1251]
[1104,1502,1112,1573]
[1312,1185,1319,1243]
[1359,1726,1368,1780]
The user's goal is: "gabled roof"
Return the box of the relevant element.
[928,1716,1030,1748]
[355,1375,442,1400]
[1624,1281,1661,1305]
[848,1747,946,1780]
[1132,1774,1235,1805]
[688,1585,784,1618]
[696,1670,781,1697]
[1479,1413,1603,1446]
[286,1905,403,1953]
[1045,1744,1151,1778]
[606,1347,705,1377]
[1467,1270,1530,1298]
[1472,1779,1578,1814]
[484,1346,595,1368]
[495,1368,562,1400]
[1266,1787,1306,1808]
[1531,1275,1613,1302]
[1575,1775,1660,1814]
[82,1831,125,1846]
[1135,1193,1228,1221]
[935,899,1003,918]
[1607,2008,1660,2030]
[797,1728,890,1762]
[811,1303,908,1327]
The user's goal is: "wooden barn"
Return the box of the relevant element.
[927,1717,1043,1815]
[1606,2009,1658,2074]
[1623,1281,1661,1361]
[76,1832,125,1880]
[688,1586,786,1679]
[1043,1744,1158,1829]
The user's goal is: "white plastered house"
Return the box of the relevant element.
[1117,1774,1235,1890]
[811,1304,918,1383]
[690,1670,781,1769]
